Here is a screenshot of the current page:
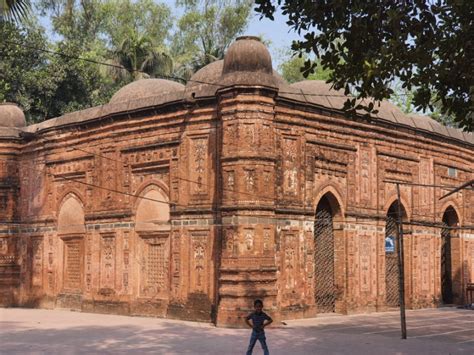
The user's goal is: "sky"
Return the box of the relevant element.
[245,9,302,66]
[158,1,302,67]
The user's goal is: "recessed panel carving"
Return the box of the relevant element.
[139,233,169,297]
[63,237,83,291]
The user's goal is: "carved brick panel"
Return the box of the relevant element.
[139,232,169,298]
[189,136,209,199]
[31,236,43,288]
[190,230,208,293]
[100,233,116,291]
[62,236,84,292]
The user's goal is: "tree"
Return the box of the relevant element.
[0,0,30,22]
[102,0,173,81]
[37,0,107,44]
[255,1,474,131]
[108,31,173,81]
[101,0,172,49]
[0,21,53,122]
[278,51,331,84]
[1,22,116,123]
[172,0,253,78]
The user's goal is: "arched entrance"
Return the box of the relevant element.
[314,192,341,313]
[385,201,407,307]
[135,186,171,299]
[441,206,459,304]
[58,195,86,293]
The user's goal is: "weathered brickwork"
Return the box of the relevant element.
[0,37,473,326]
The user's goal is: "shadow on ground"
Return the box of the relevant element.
[1,308,473,354]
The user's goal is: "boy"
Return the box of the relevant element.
[245,299,273,355]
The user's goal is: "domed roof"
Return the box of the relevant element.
[110,79,185,104]
[223,36,273,75]
[0,103,26,128]
[286,80,472,143]
[219,36,281,88]
[289,80,348,108]
[185,60,224,98]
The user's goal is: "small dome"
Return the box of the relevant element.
[0,103,26,128]
[110,79,185,104]
[223,36,273,75]
[185,60,224,98]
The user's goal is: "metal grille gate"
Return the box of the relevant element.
[314,206,336,313]
[441,224,453,304]
[385,216,400,307]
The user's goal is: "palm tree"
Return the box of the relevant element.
[108,30,173,82]
[0,0,30,22]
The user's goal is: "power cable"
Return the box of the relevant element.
[56,174,179,207]
[2,39,412,99]
[70,146,270,200]
[12,149,470,221]
[56,148,474,213]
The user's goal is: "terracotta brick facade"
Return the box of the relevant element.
[0,37,473,326]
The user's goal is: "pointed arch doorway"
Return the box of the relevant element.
[441,206,459,304]
[314,192,341,313]
[385,201,407,307]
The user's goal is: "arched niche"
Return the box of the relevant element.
[58,195,85,235]
[441,206,460,304]
[135,187,170,232]
[57,194,85,292]
[134,186,171,298]
[314,191,342,313]
[384,200,407,307]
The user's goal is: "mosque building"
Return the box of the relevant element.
[0,36,472,326]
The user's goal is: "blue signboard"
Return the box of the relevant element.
[385,235,395,253]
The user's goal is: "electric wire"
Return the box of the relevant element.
[2,42,472,231]
[10,148,472,226]
[2,39,411,99]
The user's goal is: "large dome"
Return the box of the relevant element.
[223,36,272,75]
[219,36,281,88]
[0,103,26,128]
[185,60,224,99]
[110,79,185,104]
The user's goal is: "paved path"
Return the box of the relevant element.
[1,307,473,354]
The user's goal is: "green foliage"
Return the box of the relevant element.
[0,0,30,22]
[108,31,173,81]
[279,52,332,84]
[172,0,252,78]
[37,0,107,44]
[0,22,117,123]
[255,0,474,131]
[101,0,172,48]
[102,0,174,81]
[2,0,254,123]
[0,22,52,122]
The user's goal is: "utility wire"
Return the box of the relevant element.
[15,149,470,216]
[70,146,273,200]
[384,180,474,191]
[3,217,472,232]
[3,39,410,99]
[56,175,180,207]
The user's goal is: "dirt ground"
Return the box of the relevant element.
[1,307,473,354]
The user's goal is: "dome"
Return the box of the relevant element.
[219,36,281,88]
[110,79,185,104]
[0,103,26,128]
[223,36,273,75]
[185,60,224,98]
